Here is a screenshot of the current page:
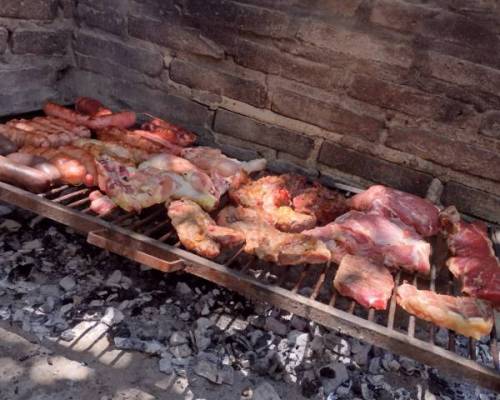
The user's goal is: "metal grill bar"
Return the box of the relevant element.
[387,271,401,330]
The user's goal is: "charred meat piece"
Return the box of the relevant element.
[181,146,266,195]
[348,185,440,237]
[142,117,197,147]
[292,182,348,226]
[396,283,493,339]
[168,200,245,259]
[440,206,494,258]
[334,255,394,310]
[304,211,431,275]
[230,175,316,233]
[217,206,330,266]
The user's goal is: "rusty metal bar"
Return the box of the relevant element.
[129,208,164,230]
[429,263,437,344]
[387,271,401,330]
[52,188,90,203]
[310,263,328,300]
[407,274,418,338]
[39,185,69,198]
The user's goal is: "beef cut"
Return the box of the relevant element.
[396,283,493,339]
[303,211,431,275]
[334,255,394,310]
[348,185,440,237]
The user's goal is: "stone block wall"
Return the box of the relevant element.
[0,0,73,115]
[2,0,500,222]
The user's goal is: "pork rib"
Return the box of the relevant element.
[334,255,394,310]
[348,185,440,237]
[217,206,330,266]
[396,283,493,339]
[168,200,245,259]
[304,211,431,275]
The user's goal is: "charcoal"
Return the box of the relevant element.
[59,276,76,291]
[158,354,173,374]
[253,382,281,400]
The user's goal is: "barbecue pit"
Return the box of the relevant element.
[0,124,498,390]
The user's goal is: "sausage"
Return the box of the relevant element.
[86,111,137,130]
[44,101,91,125]
[75,97,112,117]
[6,153,62,184]
[45,101,136,130]
[0,155,51,193]
[0,133,18,155]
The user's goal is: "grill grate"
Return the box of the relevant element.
[1,175,499,391]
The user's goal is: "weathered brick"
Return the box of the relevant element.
[0,0,57,19]
[480,111,500,139]
[0,66,57,88]
[271,86,383,141]
[237,0,363,17]
[318,141,433,196]
[60,0,76,18]
[128,16,224,59]
[348,75,470,123]
[184,0,294,39]
[228,38,348,91]
[214,109,314,159]
[387,127,500,182]
[79,0,128,13]
[371,0,498,50]
[443,182,500,224]
[426,52,500,97]
[0,28,7,54]
[129,0,177,19]
[12,29,70,55]
[297,21,413,68]
[77,4,127,36]
[0,86,59,117]
[74,31,163,76]
[170,59,267,108]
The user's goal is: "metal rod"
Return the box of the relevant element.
[158,230,175,242]
[310,263,328,300]
[407,274,418,338]
[429,263,437,344]
[129,208,164,230]
[387,271,401,330]
[348,301,356,314]
[142,220,171,236]
[52,188,90,203]
[223,247,245,267]
[66,197,91,208]
[38,185,69,197]
[292,266,308,294]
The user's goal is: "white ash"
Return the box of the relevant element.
[0,206,498,400]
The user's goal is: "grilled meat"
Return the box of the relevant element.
[89,190,116,216]
[229,175,316,233]
[440,206,494,258]
[96,127,168,154]
[292,182,348,226]
[75,97,113,117]
[44,101,136,130]
[181,146,266,195]
[334,255,394,310]
[142,118,197,147]
[396,283,493,339]
[0,117,91,149]
[168,199,245,259]
[73,139,150,165]
[304,211,431,275]
[217,206,330,266]
[348,185,440,237]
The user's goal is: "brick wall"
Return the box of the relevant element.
[2,0,500,222]
[0,0,73,115]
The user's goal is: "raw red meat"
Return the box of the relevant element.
[303,211,431,275]
[440,206,494,258]
[396,283,493,339]
[334,255,394,310]
[447,257,500,307]
[348,185,440,237]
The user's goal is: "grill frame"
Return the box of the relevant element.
[1,176,499,391]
